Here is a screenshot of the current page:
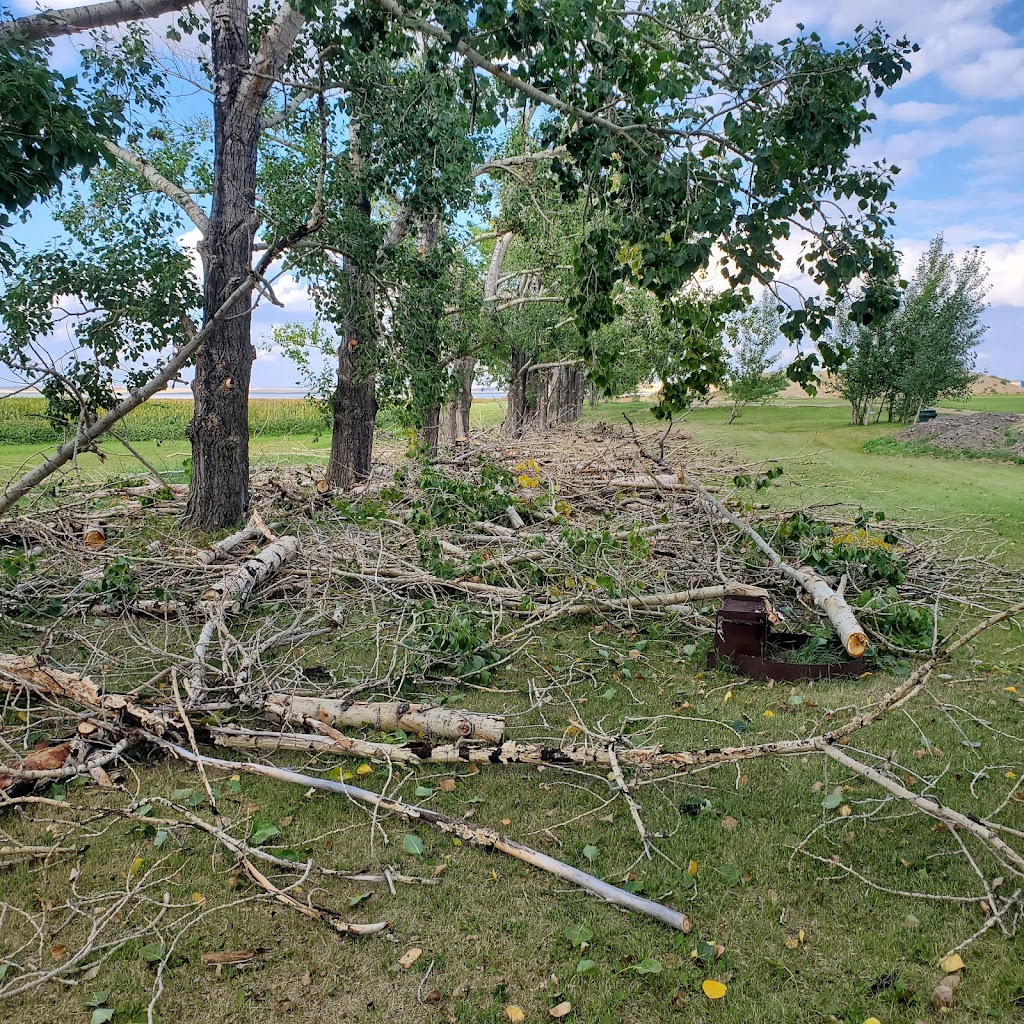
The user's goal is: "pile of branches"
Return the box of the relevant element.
[1,421,1022,1012]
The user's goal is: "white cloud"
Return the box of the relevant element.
[765,0,1023,100]
[942,46,1024,99]
[885,100,959,123]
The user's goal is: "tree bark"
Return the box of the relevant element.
[327,127,378,489]
[183,0,260,528]
[504,346,530,436]
[439,355,473,450]
[266,695,505,743]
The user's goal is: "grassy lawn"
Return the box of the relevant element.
[1,398,1022,1024]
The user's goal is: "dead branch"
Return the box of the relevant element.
[689,480,869,656]
[157,739,689,931]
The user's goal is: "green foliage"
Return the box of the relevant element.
[0,34,121,268]
[414,604,501,681]
[408,461,518,527]
[723,292,789,422]
[834,234,988,424]
[771,510,907,587]
[855,587,936,649]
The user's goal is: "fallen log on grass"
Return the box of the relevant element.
[197,518,267,565]
[266,695,505,743]
[157,738,689,932]
[690,480,870,657]
[201,535,301,604]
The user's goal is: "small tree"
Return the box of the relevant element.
[890,237,986,420]
[833,235,987,425]
[723,293,788,423]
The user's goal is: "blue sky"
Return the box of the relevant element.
[764,0,1024,380]
[4,0,1022,390]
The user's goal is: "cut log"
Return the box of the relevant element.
[266,695,505,744]
[0,742,73,796]
[82,523,106,550]
[690,481,869,657]
[201,535,301,604]
[197,518,265,565]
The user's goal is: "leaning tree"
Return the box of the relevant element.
[1,0,916,526]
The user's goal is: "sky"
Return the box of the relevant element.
[3,0,1023,391]
[764,0,1024,380]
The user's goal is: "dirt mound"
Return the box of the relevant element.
[892,411,1024,456]
[972,374,1023,395]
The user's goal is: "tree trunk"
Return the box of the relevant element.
[438,356,473,451]
[327,123,377,489]
[328,341,377,488]
[504,346,530,436]
[184,0,259,528]
[728,399,741,424]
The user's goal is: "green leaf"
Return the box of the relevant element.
[634,958,662,974]
[153,829,169,848]
[822,794,842,810]
[403,834,425,857]
[85,990,111,1008]
[788,694,804,706]
[601,687,617,701]
[564,923,593,948]
[414,785,434,798]
[576,959,598,976]
[91,1010,115,1024]
[682,644,697,657]
[715,863,741,887]
[249,823,280,846]
[582,844,599,866]
[348,892,373,907]
[139,942,165,962]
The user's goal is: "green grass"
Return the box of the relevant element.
[937,393,1024,413]
[586,401,1024,549]
[1,398,1022,1024]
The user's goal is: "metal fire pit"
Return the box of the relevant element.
[706,596,865,682]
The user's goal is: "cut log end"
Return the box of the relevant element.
[847,632,869,659]
[82,524,106,550]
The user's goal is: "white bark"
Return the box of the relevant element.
[103,140,210,234]
[0,0,191,40]
[266,695,505,744]
[201,535,301,604]
[690,480,870,657]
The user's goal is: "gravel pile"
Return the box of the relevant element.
[892,412,1024,456]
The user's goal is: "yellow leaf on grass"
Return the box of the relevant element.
[839,804,852,817]
[763,709,775,718]
[1007,772,1017,779]
[701,980,727,1000]
[549,1001,571,1018]
[863,1018,882,1024]
[192,891,206,904]
[940,953,965,974]
[130,856,144,877]
[723,690,732,703]
[1004,686,1017,693]
[356,763,372,776]
[505,1007,526,1023]
[687,859,699,876]
[398,947,422,969]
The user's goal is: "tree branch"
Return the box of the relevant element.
[103,140,210,235]
[0,0,192,40]
[365,0,632,137]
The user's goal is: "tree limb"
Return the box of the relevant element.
[103,139,210,235]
